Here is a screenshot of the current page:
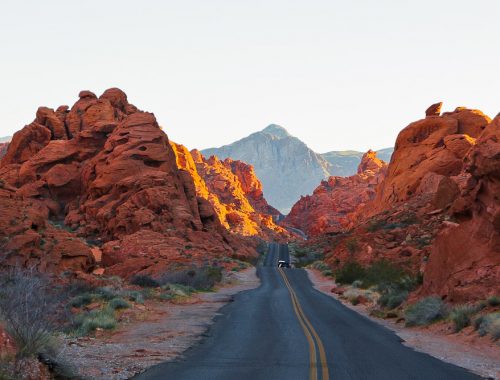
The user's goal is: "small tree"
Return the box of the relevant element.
[0,267,61,358]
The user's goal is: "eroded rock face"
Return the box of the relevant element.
[283,151,387,236]
[0,89,257,277]
[171,143,285,239]
[419,115,500,302]
[372,107,490,213]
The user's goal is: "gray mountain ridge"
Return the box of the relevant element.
[201,125,393,214]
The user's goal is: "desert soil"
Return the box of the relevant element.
[307,269,500,380]
[60,268,260,380]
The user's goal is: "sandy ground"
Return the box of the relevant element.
[61,268,260,380]
[306,269,500,380]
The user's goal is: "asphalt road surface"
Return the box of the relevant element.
[135,243,481,380]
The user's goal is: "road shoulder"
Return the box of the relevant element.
[60,268,261,380]
[306,269,500,380]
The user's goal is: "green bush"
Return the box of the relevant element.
[378,289,408,310]
[487,295,500,307]
[95,286,120,300]
[335,261,366,284]
[159,266,222,291]
[449,304,477,332]
[364,260,406,289]
[126,290,145,304]
[405,297,448,327]
[73,308,117,336]
[108,298,130,310]
[475,312,500,341]
[68,293,93,308]
[130,275,159,288]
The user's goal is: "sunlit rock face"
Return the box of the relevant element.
[171,142,286,239]
[0,89,258,278]
[283,150,387,237]
[418,114,500,302]
[202,124,333,214]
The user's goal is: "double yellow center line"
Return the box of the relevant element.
[278,267,330,380]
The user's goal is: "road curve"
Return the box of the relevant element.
[134,243,481,380]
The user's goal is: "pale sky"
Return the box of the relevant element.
[1,0,499,152]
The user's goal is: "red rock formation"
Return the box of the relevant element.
[283,150,387,236]
[0,89,257,277]
[419,115,500,302]
[295,104,499,303]
[171,143,286,239]
[371,107,489,213]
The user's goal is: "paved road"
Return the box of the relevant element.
[135,243,481,380]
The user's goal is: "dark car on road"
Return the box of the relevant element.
[278,260,290,268]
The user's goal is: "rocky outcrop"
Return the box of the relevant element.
[0,89,257,277]
[283,151,387,236]
[171,143,285,239]
[321,148,394,177]
[419,115,500,302]
[372,106,490,213]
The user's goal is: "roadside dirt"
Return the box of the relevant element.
[60,268,260,380]
[307,269,500,379]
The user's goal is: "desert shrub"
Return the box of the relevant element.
[322,269,333,277]
[291,244,322,268]
[95,286,120,300]
[108,298,130,310]
[405,297,448,327]
[130,275,159,288]
[68,293,93,308]
[0,268,63,358]
[126,290,145,304]
[474,312,500,340]
[378,289,408,310]
[449,304,478,332]
[364,260,406,289]
[487,295,500,307]
[161,283,195,297]
[310,261,329,271]
[335,261,366,285]
[343,289,362,305]
[160,266,222,291]
[73,308,117,336]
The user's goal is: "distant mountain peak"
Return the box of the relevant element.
[261,124,290,138]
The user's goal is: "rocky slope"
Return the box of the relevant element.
[0,143,9,159]
[202,124,333,213]
[283,150,387,236]
[170,143,285,238]
[0,89,258,278]
[297,103,499,302]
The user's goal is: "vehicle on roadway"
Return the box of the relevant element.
[277,260,290,268]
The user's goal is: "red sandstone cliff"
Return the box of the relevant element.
[171,143,285,239]
[283,150,387,236]
[0,89,257,278]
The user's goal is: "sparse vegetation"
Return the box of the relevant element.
[474,312,500,341]
[159,265,222,291]
[449,304,477,332]
[310,261,333,277]
[345,237,359,254]
[130,274,160,288]
[405,296,448,327]
[108,297,130,310]
[289,243,322,268]
[487,295,500,307]
[72,308,117,336]
[378,289,408,310]
[0,268,63,358]
[335,261,366,285]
